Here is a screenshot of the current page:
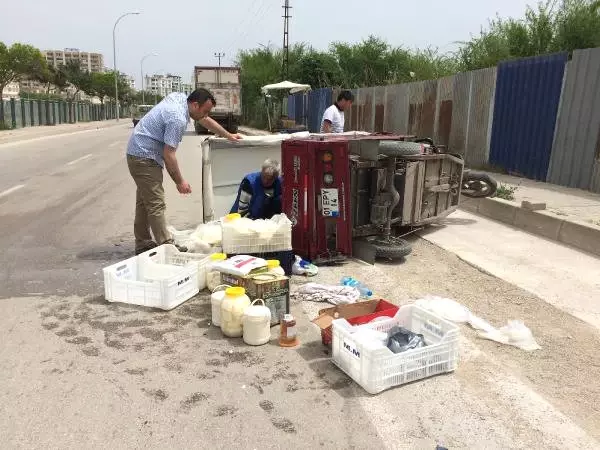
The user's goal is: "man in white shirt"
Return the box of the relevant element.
[320,90,354,133]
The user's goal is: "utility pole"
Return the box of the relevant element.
[281,0,291,80]
[214,52,225,85]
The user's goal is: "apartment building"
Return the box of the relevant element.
[44,48,104,73]
[124,75,136,91]
[144,74,191,97]
[1,82,20,100]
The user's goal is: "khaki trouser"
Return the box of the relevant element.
[127,155,171,251]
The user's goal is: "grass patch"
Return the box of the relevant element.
[495,184,518,201]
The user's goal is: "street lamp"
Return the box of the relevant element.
[140,52,158,104]
[113,11,140,121]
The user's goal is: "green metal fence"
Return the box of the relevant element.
[0,99,130,129]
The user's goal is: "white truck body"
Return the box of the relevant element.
[193,66,241,133]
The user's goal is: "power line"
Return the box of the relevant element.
[224,0,274,62]
[222,0,266,55]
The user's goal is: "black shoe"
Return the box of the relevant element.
[163,239,188,253]
[174,243,188,253]
[135,242,158,255]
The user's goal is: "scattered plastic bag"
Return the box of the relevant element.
[167,224,213,253]
[415,296,471,323]
[415,296,540,351]
[191,221,222,245]
[387,326,426,354]
[479,320,541,351]
[292,255,318,276]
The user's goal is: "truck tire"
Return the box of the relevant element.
[365,236,412,260]
[195,122,208,135]
[379,141,422,157]
[228,122,239,134]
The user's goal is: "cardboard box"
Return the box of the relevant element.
[220,272,290,326]
[312,299,399,346]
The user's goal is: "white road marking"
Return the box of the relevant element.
[0,123,129,149]
[0,184,25,198]
[66,153,93,166]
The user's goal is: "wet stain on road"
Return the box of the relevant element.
[82,346,100,357]
[259,400,274,413]
[180,392,210,412]
[143,389,169,401]
[214,405,238,417]
[271,417,297,434]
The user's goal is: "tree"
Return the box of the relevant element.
[296,50,342,88]
[0,42,45,95]
[85,71,131,104]
[63,61,92,100]
[457,0,600,71]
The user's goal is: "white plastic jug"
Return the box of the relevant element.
[242,299,272,346]
[220,286,251,338]
[210,284,231,327]
[266,260,286,276]
[206,253,227,291]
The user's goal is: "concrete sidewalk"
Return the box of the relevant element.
[461,173,600,257]
[0,120,128,145]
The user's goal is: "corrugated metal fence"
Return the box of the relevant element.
[288,47,600,193]
[0,99,125,129]
[548,48,600,192]
[489,53,568,180]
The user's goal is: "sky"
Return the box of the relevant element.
[2,0,534,89]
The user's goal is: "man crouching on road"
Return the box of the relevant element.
[126,88,242,255]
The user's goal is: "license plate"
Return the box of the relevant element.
[321,188,339,217]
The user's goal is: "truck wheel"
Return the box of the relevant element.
[379,141,422,157]
[228,123,239,134]
[195,122,208,135]
[364,236,412,260]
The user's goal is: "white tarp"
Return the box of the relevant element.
[261,81,311,94]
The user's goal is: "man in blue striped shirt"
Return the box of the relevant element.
[127,88,241,254]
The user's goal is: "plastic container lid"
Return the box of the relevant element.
[224,213,241,222]
[210,252,227,261]
[266,260,281,268]
[225,286,246,297]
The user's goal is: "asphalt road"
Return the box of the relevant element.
[1,123,599,449]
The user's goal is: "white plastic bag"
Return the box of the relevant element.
[479,320,541,351]
[212,255,267,277]
[292,255,318,276]
[415,296,540,351]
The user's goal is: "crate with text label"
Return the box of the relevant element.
[331,304,460,394]
[102,244,209,310]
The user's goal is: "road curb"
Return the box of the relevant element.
[459,197,600,257]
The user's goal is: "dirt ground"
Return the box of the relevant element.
[1,238,598,449]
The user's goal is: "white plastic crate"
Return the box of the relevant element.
[331,304,460,394]
[221,214,292,254]
[139,244,212,290]
[103,250,199,311]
